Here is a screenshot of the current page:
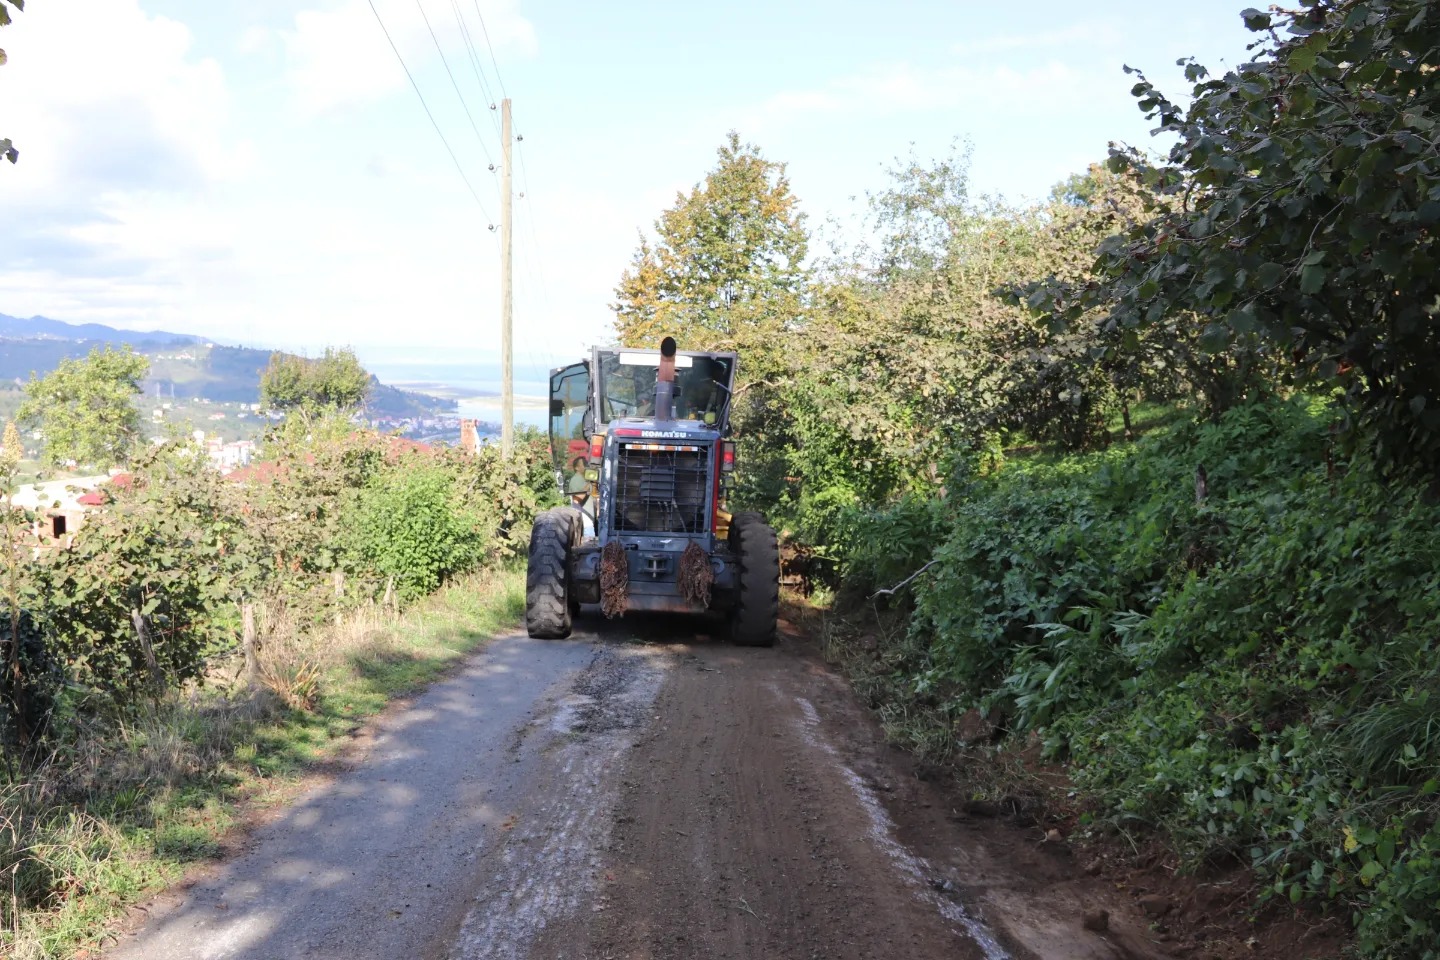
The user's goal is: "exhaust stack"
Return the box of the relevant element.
[654,336,677,421]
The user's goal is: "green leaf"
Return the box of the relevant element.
[1377,834,1395,867]
[1257,262,1286,288]
[1353,60,1386,83]
[1229,304,1257,334]
[1289,44,1319,72]
[1300,264,1325,294]
[1404,111,1436,133]
[1241,8,1271,30]
[1290,32,1331,74]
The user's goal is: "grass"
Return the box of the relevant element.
[1001,400,1194,468]
[0,566,524,959]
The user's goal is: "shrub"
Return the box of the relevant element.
[864,397,1440,954]
[38,447,242,707]
[347,455,497,601]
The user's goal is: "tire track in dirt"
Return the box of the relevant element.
[541,641,995,960]
[446,646,666,960]
[102,639,668,960]
[536,625,1177,960]
[787,691,1008,959]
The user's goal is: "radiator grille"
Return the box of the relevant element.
[614,444,709,534]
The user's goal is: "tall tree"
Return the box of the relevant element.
[1018,0,1440,471]
[259,347,371,422]
[17,347,149,469]
[613,132,809,371]
[996,164,1272,445]
[0,0,23,167]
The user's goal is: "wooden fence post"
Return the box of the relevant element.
[333,569,345,628]
[131,608,164,695]
[242,601,260,690]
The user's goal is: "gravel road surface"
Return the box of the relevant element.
[106,615,1168,960]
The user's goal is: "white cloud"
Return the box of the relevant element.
[274,0,537,117]
[278,2,411,116]
[0,0,257,332]
[1,0,245,190]
[951,22,1125,56]
[0,0,549,359]
[0,1,1218,372]
[746,59,1100,129]
[237,26,277,58]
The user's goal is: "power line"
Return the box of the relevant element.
[448,0,502,138]
[366,0,494,219]
[471,0,510,98]
[414,0,496,167]
[515,136,537,205]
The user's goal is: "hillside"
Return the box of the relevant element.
[0,312,202,345]
[0,313,454,418]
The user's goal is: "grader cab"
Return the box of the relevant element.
[526,337,779,645]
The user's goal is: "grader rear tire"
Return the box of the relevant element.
[526,508,577,639]
[729,513,779,648]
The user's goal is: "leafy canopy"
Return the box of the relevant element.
[347,457,494,601]
[259,347,372,421]
[1016,0,1440,471]
[613,131,809,370]
[17,346,148,469]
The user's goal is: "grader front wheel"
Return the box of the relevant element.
[526,508,579,639]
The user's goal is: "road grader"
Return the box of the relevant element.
[525,337,779,646]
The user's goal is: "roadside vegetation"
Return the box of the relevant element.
[1,351,553,957]
[615,2,1440,955]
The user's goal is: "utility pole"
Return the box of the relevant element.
[499,98,514,457]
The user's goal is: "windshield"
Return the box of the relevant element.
[595,350,734,428]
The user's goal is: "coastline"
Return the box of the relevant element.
[389,380,550,410]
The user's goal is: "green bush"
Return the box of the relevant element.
[872,397,1440,956]
[346,455,497,601]
[2,427,551,764]
[37,447,243,706]
[830,495,950,599]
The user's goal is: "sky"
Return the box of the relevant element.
[0,0,1263,375]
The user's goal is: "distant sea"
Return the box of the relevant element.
[365,359,553,428]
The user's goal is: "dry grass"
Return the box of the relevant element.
[0,567,524,959]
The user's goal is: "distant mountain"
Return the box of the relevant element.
[0,312,204,346]
[0,312,454,419]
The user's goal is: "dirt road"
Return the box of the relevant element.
[106,615,1169,960]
